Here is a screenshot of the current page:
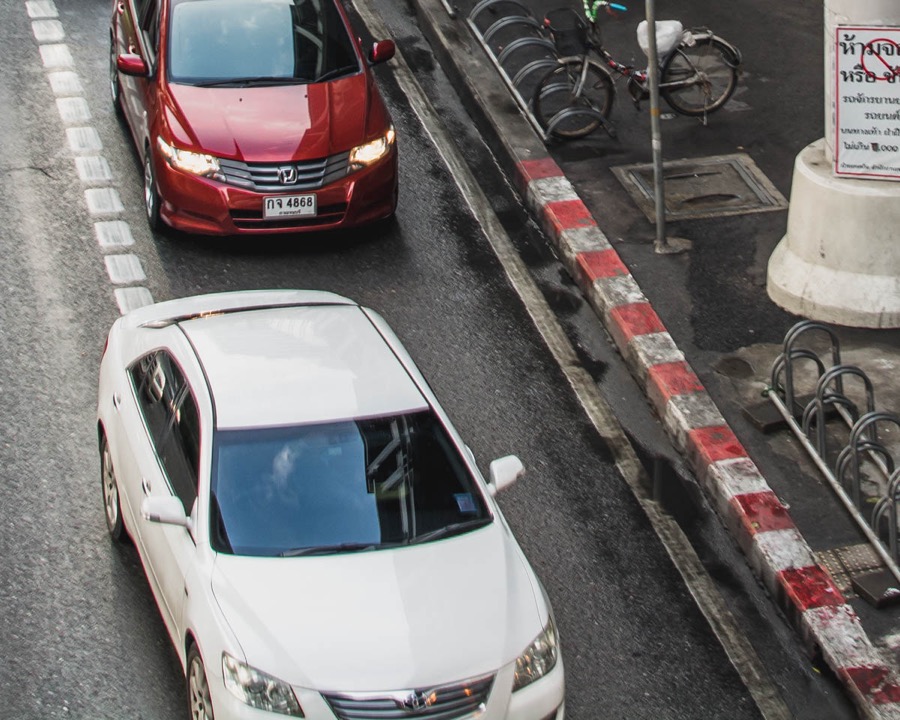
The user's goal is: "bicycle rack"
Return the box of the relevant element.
[466,0,595,142]
[764,320,900,588]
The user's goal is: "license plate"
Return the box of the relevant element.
[263,194,317,219]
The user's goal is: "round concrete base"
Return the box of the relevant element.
[767,139,900,328]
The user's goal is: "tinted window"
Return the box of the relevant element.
[139,0,160,63]
[129,351,201,513]
[209,410,491,556]
[168,0,359,84]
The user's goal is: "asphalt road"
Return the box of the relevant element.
[0,0,855,718]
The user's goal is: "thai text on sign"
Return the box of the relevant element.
[835,26,900,180]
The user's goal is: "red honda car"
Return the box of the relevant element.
[110,0,398,236]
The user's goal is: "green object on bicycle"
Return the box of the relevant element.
[583,0,603,22]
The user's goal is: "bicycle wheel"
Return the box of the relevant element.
[533,59,615,139]
[660,38,738,116]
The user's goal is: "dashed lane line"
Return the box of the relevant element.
[26,0,154,314]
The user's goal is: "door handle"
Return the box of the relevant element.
[141,478,152,495]
[112,392,122,410]
[117,2,125,13]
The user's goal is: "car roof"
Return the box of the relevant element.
[175,300,429,429]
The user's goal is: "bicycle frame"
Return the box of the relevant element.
[589,25,742,102]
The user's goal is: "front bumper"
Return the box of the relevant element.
[206,654,565,720]
[154,146,398,236]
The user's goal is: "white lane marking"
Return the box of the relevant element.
[94,221,135,249]
[47,71,83,96]
[115,287,154,314]
[66,126,102,153]
[76,156,113,184]
[105,254,146,284]
[24,2,154,316]
[94,220,134,250]
[32,19,64,43]
[39,43,73,68]
[56,97,91,125]
[26,0,57,18]
[85,188,125,215]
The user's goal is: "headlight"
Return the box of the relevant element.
[348,125,395,170]
[222,654,304,716]
[157,137,221,178]
[512,617,559,692]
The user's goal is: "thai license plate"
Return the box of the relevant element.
[263,194,316,219]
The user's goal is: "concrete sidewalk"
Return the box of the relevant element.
[403,0,900,717]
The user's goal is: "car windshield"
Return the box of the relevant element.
[168,0,360,85]
[209,410,492,556]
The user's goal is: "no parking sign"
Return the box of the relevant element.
[835,26,900,179]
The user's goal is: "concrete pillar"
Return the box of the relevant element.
[767,0,900,328]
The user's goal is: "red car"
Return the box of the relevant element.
[110,0,398,236]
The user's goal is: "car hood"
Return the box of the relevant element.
[166,74,369,161]
[210,522,544,691]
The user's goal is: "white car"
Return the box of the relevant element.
[97,289,565,720]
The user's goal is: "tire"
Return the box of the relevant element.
[144,146,162,231]
[100,434,125,543]
[187,644,215,720]
[660,38,738,116]
[109,38,123,117]
[532,59,615,139]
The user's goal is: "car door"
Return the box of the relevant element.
[120,0,161,150]
[128,349,200,643]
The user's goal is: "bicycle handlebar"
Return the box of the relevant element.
[583,0,627,22]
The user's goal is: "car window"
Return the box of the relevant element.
[167,0,360,84]
[139,0,161,65]
[129,351,201,514]
[209,410,491,556]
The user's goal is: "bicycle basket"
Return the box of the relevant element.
[545,8,589,57]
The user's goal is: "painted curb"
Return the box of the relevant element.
[515,155,900,720]
[402,0,900,715]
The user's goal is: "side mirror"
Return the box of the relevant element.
[369,39,395,65]
[117,53,149,77]
[487,455,525,496]
[142,495,190,529]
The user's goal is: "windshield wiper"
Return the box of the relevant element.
[407,518,492,546]
[280,542,376,557]
[313,65,358,83]
[192,76,306,88]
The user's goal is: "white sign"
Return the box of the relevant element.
[835,26,900,180]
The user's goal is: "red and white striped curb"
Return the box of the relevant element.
[515,156,900,719]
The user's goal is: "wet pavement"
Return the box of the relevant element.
[398,0,900,714]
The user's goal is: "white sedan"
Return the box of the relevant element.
[97,289,565,720]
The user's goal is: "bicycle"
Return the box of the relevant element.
[532,0,743,139]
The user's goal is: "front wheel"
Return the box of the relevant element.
[660,38,739,116]
[187,645,215,720]
[144,147,162,231]
[533,59,615,139]
[100,434,125,543]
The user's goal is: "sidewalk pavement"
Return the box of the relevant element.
[404,0,900,716]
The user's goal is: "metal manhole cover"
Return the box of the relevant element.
[611,153,789,222]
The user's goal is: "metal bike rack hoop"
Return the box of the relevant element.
[483,15,542,45]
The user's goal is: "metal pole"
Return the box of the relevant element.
[645,0,666,251]
[645,1,690,254]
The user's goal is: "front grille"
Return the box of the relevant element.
[324,674,494,720]
[218,151,350,192]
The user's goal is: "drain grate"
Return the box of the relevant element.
[611,153,789,222]
[816,543,900,608]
